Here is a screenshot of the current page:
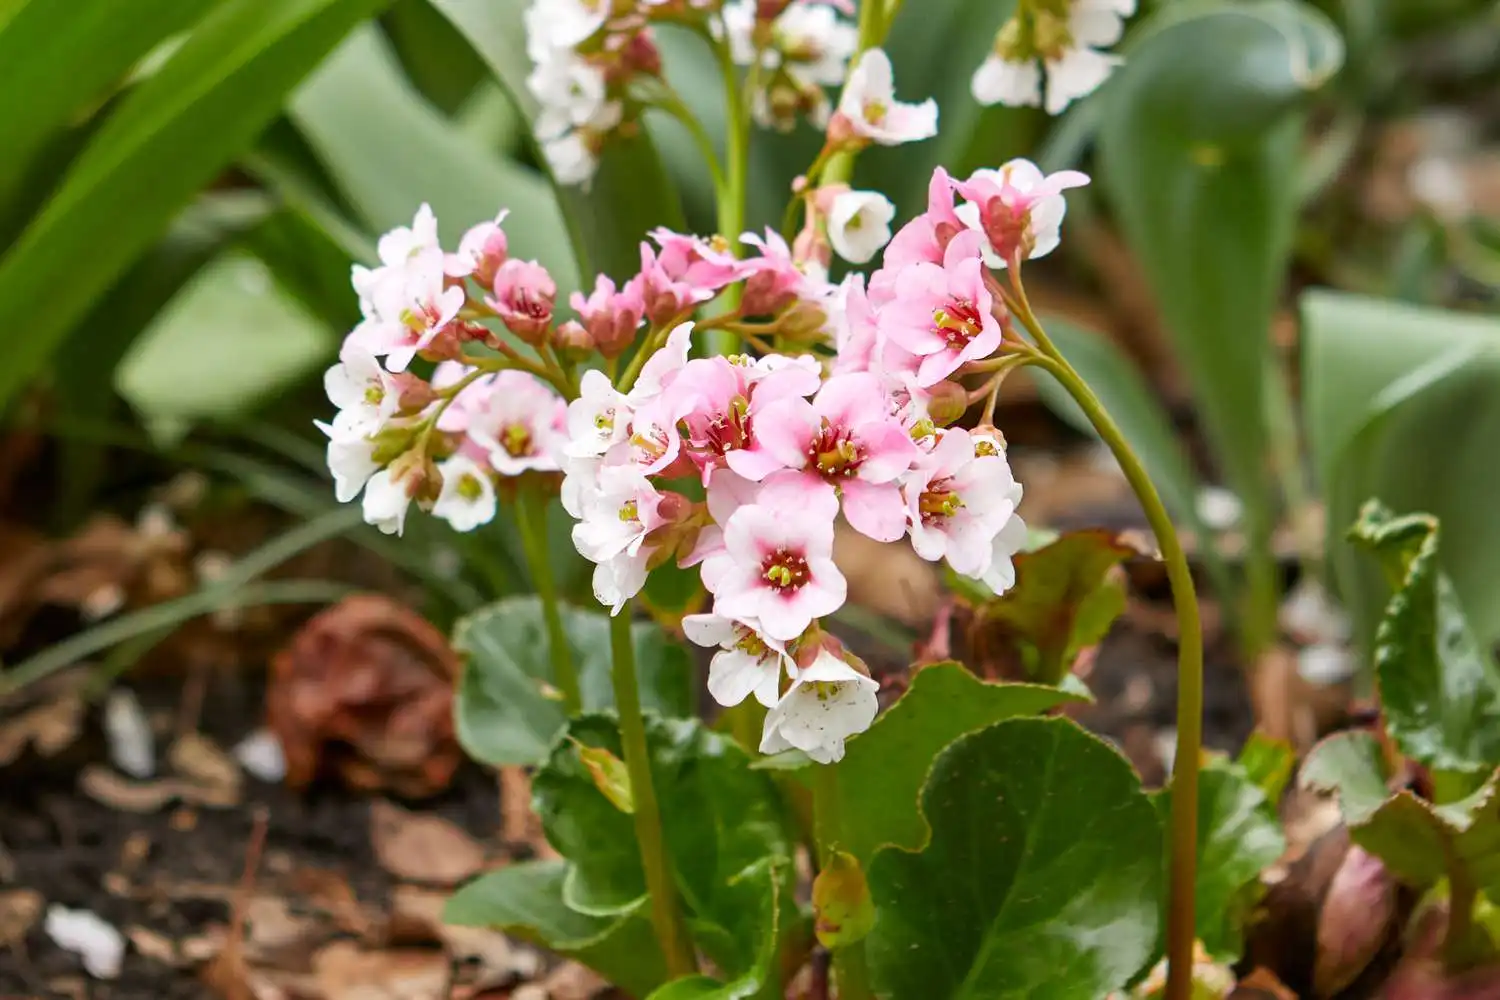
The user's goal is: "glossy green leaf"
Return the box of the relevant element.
[1237,730,1295,809]
[452,597,692,766]
[1097,1,1342,545]
[1033,316,1224,598]
[866,717,1163,999]
[1300,729,1393,825]
[1349,502,1500,775]
[1155,761,1286,961]
[444,860,669,998]
[763,663,1085,864]
[116,250,336,441]
[288,24,578,292]
[973,529,1133,685]
[0,0,392,411]
[424,0,685,281]
[647,858,789,1000]
[1302,289,1500,651]
[534,715,793,977]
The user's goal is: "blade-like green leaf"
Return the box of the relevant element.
[1097,1,1342,550]
[1347,502,1500,776]
[866,717,1163,999]
[423,0,685,281]
[0,0,394,411]
[534,715,794,977]
[452,597,693,767]
[0,0,219,214]
[288,24,578,291]
[1302,289,1500,651]
[1155,761,1286,961]
[116,250,337,441]
[759,663,1085,864]
[445,860,669,998]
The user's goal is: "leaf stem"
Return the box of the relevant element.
[515,487,581,715]
[813,764,874,1000]
[1024,345,1204,1000]
[608,609,697,977]
[708,29,751,356]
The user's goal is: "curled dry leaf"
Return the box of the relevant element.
[0,688,83,765]
[312,940,450,1000]
[369,799,486,887]
[268,594,462,798]
[0,887,44,943]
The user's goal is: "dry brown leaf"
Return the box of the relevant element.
[1230,967,1298,999]
[168,733,243,805]
[289,868,373,940]
[79,764,241,813]
[0,887,43,943]
[369,800,485,887]
[0,691,83,765]
[268,595,462,798]
[129,925,187,967]
[312,940,450,1000]
[1250,644,1351,752]
[538,961,609,1000]
[390,886,537,991]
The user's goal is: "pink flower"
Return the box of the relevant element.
[830,273,879,375]
[903,427,1024,581]
[570,275,644,357]
[742,372,919,541]
[834,49,938,146]
[670,354,820,484]
[462,371,568,476]
[953,159,1090,267]
[705,485,845,642]
[878,167,962,277]
[486,259,556,343]
[636,244,714,325]
[349,247,465,373]
[447,210,509,283]
[650,228,743,291]
[629,320,694,403]
[682,468,763,575]
[877,230,1002,387]
[740,229,818,316]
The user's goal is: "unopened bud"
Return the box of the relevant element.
[811,182,851,218]
[655,490,694,524]
[823,111,866,152]
[813,850,875,947]
[775,300,829,342]
[1314,846,1397,998]
[621,30,661,76]
[389,448,439,506]
[756,0,791,20]
[925,380,969,427]
[389,373,437,414]
[552,319,594,360]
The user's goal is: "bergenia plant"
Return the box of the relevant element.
[317,2,1217,998]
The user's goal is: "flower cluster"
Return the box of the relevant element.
[972,0,1136,114]
[723,0,859,130]
[319,205,570,537]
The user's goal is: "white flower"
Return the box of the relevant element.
[317,412,381,504]
[837,49,938,146]
[433,456,497,532]
[904,427,1025,583]
[347,246,465,373]
[971,53,1041,108]
[826,189,896,264]
[463,371,568,476]
[524,0,607,58]
[529,50,611,140]
[323,344,397,436]
[682,613,790,708]
[362,468,414,536]
[759,649,879,764]
[628,321,694,403]
[567,369,633,458]
[373,203,441,270]
[774,2,858,86]
[981,514,1029,595]
[1044,43,1119,115]
[592,550,650,615]
[544,131,600,187]
[572,467,662,566]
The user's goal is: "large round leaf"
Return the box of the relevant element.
[866,717,1163,999]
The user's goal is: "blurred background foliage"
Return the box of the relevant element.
[0,0,1497,687]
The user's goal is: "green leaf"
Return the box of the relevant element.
[1097,1,1342,546]
[866,717,1163,999]
[0,0,219,216]
[973,529,1133,685]
[765,663,1086,865]
[572,739,635,814]
[533,715,794,977]
[0,0,392,412]
[1302,289,1500,652]
[1349,502,1500,775]
[1033,315,1219,587]
[647,858,790,1000]
[1237,730,1295,809]
[287,24,578,292]
[452,597,692,766]
[1155,761,1286,961]
[423,0,686,281]
[115,250,336,442]
[812,850,874,948]
[444,860,669,998]
[1299,729,1394,826]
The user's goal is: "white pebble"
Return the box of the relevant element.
[1298,642,1358,686]
[1194,486,1243,531]
[45,905,125,979]
[104,689,154,779]
[233,729,287,783]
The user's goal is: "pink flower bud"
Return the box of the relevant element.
[487,259,555,345]
[451,216,508,286]
[571,274,644,358]
[552,319,594,360]
[388,373,437,414]
[1314,846,1398,998]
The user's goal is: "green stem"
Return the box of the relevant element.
[813,765,874,1000]
[1029,356,1202,1000]
[609,610,697,977]
[707,30,751,356]
[819,0,887,189]
[516,488,581,716]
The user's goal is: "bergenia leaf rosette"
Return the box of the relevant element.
[971,0,1136,115]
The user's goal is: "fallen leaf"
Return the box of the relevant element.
[168,732,242,804]
[312,940,450,1000]
[390,885,538,991]
[268,595,462,798]
[289,868,373,939]
[369,800,485,887]
[129,925,186,967]
[0,690,83,765]
[0,887,43,943]
[79,764,240,813]
[539,961,609,1000]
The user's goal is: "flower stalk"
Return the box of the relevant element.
[515,485,581,715]
[609,609,697,978]
[813,763,874,1000]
